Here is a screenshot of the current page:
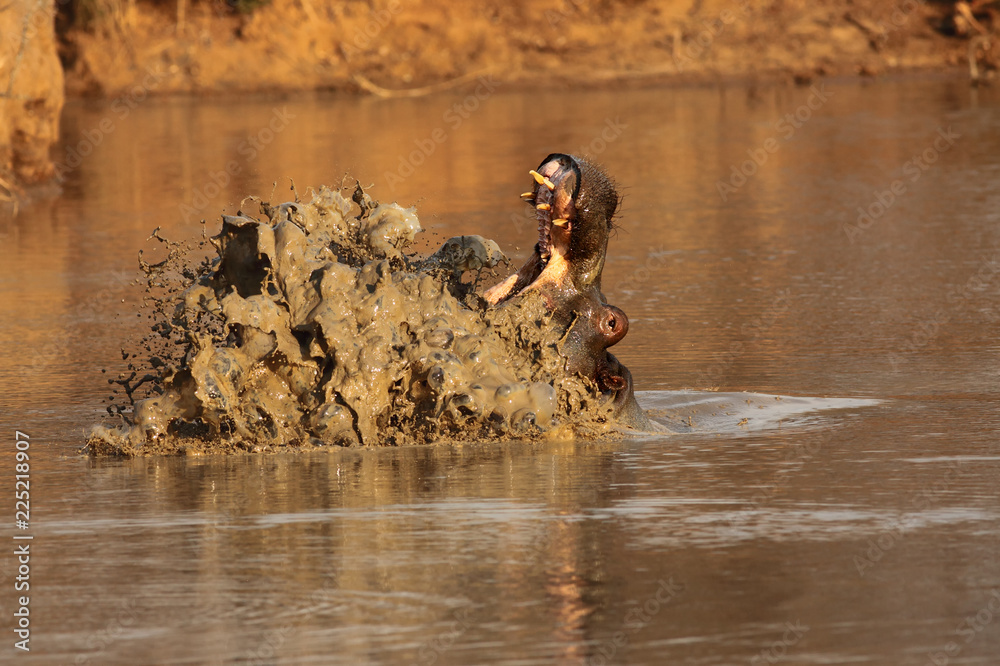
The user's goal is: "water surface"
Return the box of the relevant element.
[2,77,1000,664]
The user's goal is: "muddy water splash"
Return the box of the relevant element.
[87,185,622,456]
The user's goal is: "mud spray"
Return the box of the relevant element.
[87,185,621,456]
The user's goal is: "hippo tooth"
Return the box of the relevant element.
[536,203,551,211]
[528,170,556,191]
[551,218,569,227]
[520,191,534,199]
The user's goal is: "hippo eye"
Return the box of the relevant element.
[608,316,617,330]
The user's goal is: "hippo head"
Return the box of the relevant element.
[484,154,651,429]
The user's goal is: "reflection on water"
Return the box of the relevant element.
[2,78,1000,664]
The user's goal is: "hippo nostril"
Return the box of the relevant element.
[602,305,629,347]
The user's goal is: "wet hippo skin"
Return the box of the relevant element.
[485,154,656,431]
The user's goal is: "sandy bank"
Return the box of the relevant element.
[61,0,996,97]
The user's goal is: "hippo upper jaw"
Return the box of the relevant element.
[484,153,617,307]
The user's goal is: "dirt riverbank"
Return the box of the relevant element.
[60,0,997,97]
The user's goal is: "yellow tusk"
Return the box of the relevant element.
[520,191,534,199]
[551,218,569,227]
[536,203,551,211]
[529,170,556,190]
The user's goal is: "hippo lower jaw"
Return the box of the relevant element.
[483,158,579,308]
[483,154,657,432]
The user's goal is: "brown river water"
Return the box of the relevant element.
[2,77,1000,664]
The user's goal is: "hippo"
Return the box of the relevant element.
[484,153,655,431]
[88,153,659,456]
